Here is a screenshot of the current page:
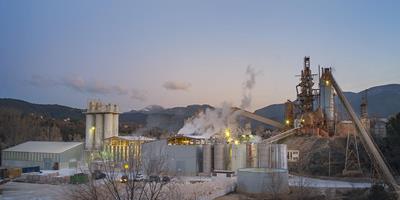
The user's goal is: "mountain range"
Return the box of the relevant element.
[0,84,399,144]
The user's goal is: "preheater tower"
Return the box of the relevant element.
[85,100,119,151]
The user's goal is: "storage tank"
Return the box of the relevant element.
[231,144,247,172]
[85,114,95,150]
[202,144,212,174]
[113,112,119,137]
[95,113,104,149]
[214,144,225,170]
[237,168,289,195]
[246,143,258,168]
[258,143,287,170]
[104,112,113,139]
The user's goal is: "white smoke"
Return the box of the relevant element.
[177,66,260,139]
[177,102,241,139]
[240,66,259,110]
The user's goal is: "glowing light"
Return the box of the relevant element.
[123,164,129,169]
[234,140,239,145]
[285,120,290,125]
[91,126,95,131]
[325,80,330,85]
[224,128,231,138]
[301,119,305,122]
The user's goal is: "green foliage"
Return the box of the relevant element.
[386,113,400,138]
[379,113,400,170]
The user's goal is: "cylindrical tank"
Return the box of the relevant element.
[246,143,258,168]
[214,144,225,170]
[88,101,95,112]
[237,168,289,195]
[85,114,95,150]
[203,144,212,174]
[95,114,104,149]
[231,144,247,172]
[258,144,287,170]
[104,113,113,139]
[113,113,119,137]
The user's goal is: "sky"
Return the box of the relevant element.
[0,0,399,112]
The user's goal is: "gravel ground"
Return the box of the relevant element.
[0,182,70,200]
[0,176,236,200]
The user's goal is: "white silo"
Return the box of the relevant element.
[85,113,95,149]
[85,100,120,151]
[112,104,119,137]
[104,104,113,139]
[202,144,212,174]
[95,113,104,149]
[214,144,225,170]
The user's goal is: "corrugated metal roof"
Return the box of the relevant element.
[2,141,83,154]
[104,135,155,141]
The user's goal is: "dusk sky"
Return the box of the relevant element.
[1,0,399,112]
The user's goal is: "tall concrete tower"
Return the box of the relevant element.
[85,100,119,151]
[320,68,335,134]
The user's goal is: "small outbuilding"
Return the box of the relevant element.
[1,141,83,170]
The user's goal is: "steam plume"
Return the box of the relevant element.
[240,66,259,109]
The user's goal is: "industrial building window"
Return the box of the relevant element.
[287,150,300,162]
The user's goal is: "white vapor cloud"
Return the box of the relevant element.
[163,81,191,91]
[28,75,145,101]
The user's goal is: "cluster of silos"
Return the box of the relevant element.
[85,100,119,151]
[202,143,287,175]
[211,144,247,172]
[257,143,287,169]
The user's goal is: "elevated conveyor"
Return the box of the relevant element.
[328,73,400,194]
[234,108,285,130]
[263,128,299,144]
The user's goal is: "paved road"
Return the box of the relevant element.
[289,175,372,188]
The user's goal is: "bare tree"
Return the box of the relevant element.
[257,171,285,200]
[66,144,171,200]
[267,172,285,200]
[292,156,312,200]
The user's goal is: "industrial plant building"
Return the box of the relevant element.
[1,141,83,170]
[103,135,154,162]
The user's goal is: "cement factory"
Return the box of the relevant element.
[1,57,399,199]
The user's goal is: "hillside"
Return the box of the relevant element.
[1,84,399,148]
[0,98,84,120]
[120,104,213,134]
[0,99,85,152]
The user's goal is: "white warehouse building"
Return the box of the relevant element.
[1,141,84,170]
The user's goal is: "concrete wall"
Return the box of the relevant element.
[141,140,202,176]
[237,168,289,195]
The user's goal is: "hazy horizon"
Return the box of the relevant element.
[1,1,399,112]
